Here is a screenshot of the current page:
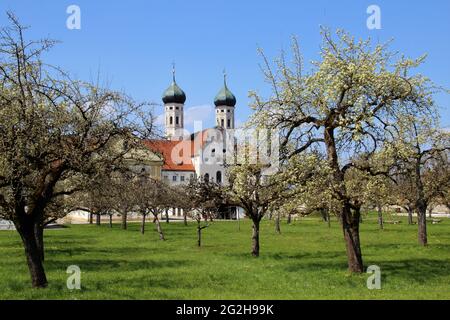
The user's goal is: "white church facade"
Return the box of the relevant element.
[147,70,238,189]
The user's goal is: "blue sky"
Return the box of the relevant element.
[0,0,449,131]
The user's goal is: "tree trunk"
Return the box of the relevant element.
[417,203,428,246]
[89,212,93,224]
[197,221,202,247]
[428,208,433,219]
[251,219,260,257]
[341,204,364,273]
[96,213,101,226]
[141,214,146,234]
[377,205,384,230]
[407,207,414,225]
[183,211,188,226]
[414,158,428,246]
[320,208,328,222]
[34,221,44,262]
[16,221,48,288]
[109,214,113,228]
[154,217,165,240]
[327,210,331,228]
[275,213,281,234]
[287,213,292,224]
[166,209,170,223]
[121,212,127,230]
[325,127,363,273]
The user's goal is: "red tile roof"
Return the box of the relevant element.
[143,127,225,172]
[143,139,195,172]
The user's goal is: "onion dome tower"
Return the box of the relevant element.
[214,71,236,129]
[162,64,186,139]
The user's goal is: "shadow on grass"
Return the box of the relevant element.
[283,257,449,284]
[45,258,193,272]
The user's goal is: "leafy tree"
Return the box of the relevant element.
[389,116,449,245]
[227,162,288,257]
[186,178,224,247]
[133,176,173,240]
[0,14,152,287]
[250,29,436,272]
[172,184,195,226]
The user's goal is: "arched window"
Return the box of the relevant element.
[204,173,210,182]
[170,116,173,125]
[216,171,222,183]
[211,148,216,157]
[176,116,179,125]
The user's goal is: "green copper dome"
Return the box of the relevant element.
[162,71,186,104]
[214,74,236,107]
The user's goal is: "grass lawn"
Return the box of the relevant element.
[0,215,449,299]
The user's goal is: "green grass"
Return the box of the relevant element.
[0,215,449,299]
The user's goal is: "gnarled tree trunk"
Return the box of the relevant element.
[415,159,428,246]
[197,220,202,247]
[141,214,146,234]
[327,210,331,228]
[251,219,260,257]
[325,127,364,273]
[154,216,165,240]
[377,205,384,230]
[275,213,281,234]
[34,220,45,261]
[417,202,428,246]
[16,219,48,288]
[121,212,127,230]
[407,207,414,225]
[341,204,364,273]
[320,208,328,222]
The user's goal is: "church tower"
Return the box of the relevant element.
[214,72,236,129]
[162,66,186,140]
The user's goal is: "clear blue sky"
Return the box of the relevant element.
[0,0,449,131]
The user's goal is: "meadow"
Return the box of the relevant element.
[0,215,449,299]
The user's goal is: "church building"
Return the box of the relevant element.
[146,69,237,188]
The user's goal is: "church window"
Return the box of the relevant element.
[170,116,173,125]
[221,119,224,127]
[176,116,179,125]
[216,171,222,183]
[204,173,210,182]
[227,119,231,128]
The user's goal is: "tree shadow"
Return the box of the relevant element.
[46,258,193,272]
